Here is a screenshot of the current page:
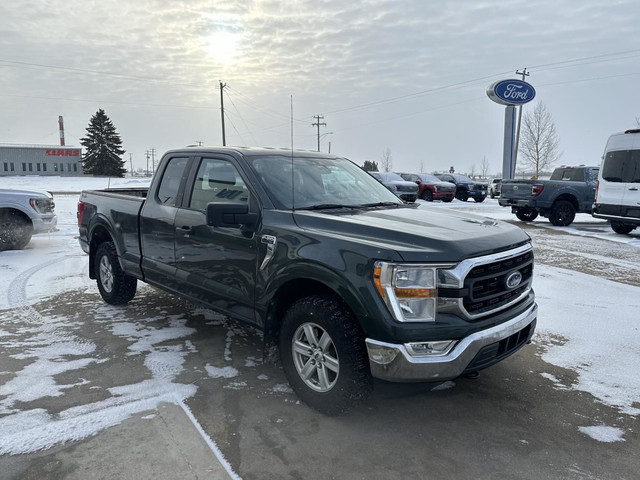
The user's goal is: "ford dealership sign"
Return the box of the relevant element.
[487,79,536,106]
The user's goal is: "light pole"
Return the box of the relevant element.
[319,132,333,152]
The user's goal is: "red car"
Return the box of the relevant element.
[399,173,456,202]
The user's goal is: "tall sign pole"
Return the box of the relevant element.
[487,78,536,179]
[219,81,227,146]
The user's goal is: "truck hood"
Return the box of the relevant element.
[0,188,53,199]
[293,205,529,262]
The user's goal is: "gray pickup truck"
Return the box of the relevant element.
[78,146,538,414]
[0,188,57,250]
[499,166,599,226]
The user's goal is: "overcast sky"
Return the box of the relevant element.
[1,0,639,174]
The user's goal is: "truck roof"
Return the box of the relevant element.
[165,145,341,159]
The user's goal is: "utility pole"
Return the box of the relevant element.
[514,68,530,170]
[150,148,156,175]
[129,153,133,177]
[145,150,150,176]
[312,115,327,152]
[219,81,227,146]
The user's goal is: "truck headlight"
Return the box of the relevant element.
[29,197,55,214]
[373,262,439,322]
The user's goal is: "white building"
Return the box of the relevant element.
[0,144,83,177]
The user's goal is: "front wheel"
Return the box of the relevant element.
[279,295,372,415]
[456,189,468,202]
[0,212,33,251]
[95,241,137,305]
[549,200,576,226]
[515,207,539,222]
[421,190,433,202]
[611,222,635,235]
[474,196,486,203]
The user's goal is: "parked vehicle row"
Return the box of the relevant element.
[434,173,488,202]
[398,173,455,202]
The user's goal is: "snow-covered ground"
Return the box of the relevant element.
[1,176,639,453]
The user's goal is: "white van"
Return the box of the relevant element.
[593,128,640,234]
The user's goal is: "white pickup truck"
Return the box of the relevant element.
[0,189,57,250]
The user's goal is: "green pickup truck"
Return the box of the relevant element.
[78,147,538,414]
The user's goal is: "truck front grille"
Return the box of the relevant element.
[438,244,534,320]
[463,250,533,317]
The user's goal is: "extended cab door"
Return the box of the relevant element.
[174,155,259,324]
[140,155,191,290]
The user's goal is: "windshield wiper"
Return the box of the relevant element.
[360,202,404,208]
[298,203,363,211]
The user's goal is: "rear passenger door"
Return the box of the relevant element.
[174,156,259,324]
[140,155,191,290]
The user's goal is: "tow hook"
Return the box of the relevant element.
[464,371,480,380]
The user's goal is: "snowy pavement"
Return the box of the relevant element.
[1,177,639,479]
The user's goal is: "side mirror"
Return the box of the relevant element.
[207,203,257,229]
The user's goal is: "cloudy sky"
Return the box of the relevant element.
[1,0,639,174]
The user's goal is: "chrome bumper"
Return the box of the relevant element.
[365,303,537,382]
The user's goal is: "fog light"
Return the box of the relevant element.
[367,343,400,365]
[405,340,456,357]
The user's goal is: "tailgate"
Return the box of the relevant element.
[500,181,533,200]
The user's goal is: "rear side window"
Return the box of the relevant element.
[157,157,189,205]
[550,168,584,181]
[602,150,640,183]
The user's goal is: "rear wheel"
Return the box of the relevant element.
[279,295,372,415]
[0,211,33,251]
[549,200,575,226]
[95,241,137,305]
[456,189,468,202]
[515,207,539,222]
[611,222,635,235]
[421,190,433,202]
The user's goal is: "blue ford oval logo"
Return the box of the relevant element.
[505,271,523,290]
[487,79,536,106]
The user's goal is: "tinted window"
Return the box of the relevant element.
[602,150,640,183]
[420,174,443,183]
[157,157,189,205]
[189,158,248,211]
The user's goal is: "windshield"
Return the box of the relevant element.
[377,172,405,182]
[419,174,443,183]
[248,155,402,209]
[452,174,473,182]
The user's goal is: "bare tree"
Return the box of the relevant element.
[481,155,490,179]
[381,148,393,172]
[469,164,477,179]
[636,116,640,127]
[519,102,561,178]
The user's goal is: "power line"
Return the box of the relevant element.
[225,93,259,146]
[312,115,327,152]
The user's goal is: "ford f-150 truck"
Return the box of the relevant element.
[499,166,599,226]
[1,188,57,251]
[78,147,538,414]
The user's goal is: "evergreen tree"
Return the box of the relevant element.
[81,109,126,177]
[362,160,379,172]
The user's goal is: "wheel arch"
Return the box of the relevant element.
[88,223,117,279]
[0,207,33,227]
[552,193,579,210]
[262,273,367,361]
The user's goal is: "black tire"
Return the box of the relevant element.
[474,196,486,203]
[0,211,33,251]
[515,207,539,222]
[95,241,137,305]
[421,190,433,202]
[549,200,576,226]
[279,295,373,415]
[490,191,495,199]
[455,189,468,202]
[611,222,635,235]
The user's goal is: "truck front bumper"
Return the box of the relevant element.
[32,214,58,234]
[365,303,537,382]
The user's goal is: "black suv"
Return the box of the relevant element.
[435,174,488,202]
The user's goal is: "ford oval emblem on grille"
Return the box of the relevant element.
[513,185,519,190]
[505,271,523,290]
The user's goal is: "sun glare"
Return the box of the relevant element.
[205,31,240,65]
